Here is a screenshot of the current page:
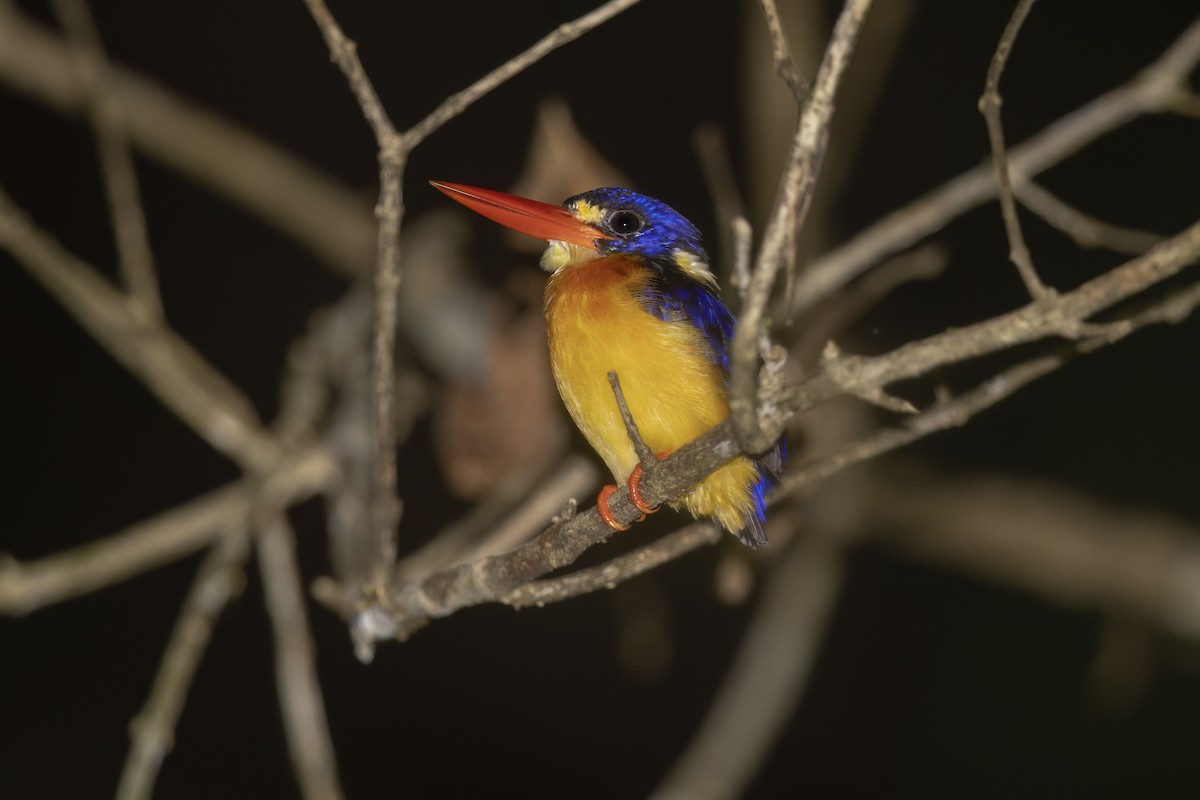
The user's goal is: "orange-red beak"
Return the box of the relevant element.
[430,181,610,250]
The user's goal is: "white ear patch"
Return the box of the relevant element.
[673,249,718,288]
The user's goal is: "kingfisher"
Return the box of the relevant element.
[431,181,784,547]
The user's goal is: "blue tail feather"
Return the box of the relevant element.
[736,434,786,548]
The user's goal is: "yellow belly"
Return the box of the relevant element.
[545,256,759,533]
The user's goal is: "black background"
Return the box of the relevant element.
[3,1,1199,798]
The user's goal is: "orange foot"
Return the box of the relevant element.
[597,484,641,531]
[628,451,670,515]
[596,451,671,532]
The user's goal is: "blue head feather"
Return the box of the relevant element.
[564,188,708,264]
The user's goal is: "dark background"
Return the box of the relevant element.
[2,1,1199,797]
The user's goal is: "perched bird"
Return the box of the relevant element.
[431,182,784,547]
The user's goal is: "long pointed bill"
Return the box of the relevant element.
[431,181,610,250]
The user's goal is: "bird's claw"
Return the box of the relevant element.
[597,484,643,532]
[597,452,670,532]
[628,451,669,515]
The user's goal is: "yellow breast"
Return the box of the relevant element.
[544,256,759,532]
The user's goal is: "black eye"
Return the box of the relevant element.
[609,210,643,235]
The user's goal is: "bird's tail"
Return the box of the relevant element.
[735,435,787,548]
[736,513,769,549]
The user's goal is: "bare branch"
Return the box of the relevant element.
[256,510,344,800]
[506,522,722,609]
[730,0,873,454]
[791,16,1200,314]
[117,532,250,800]
[1015,180,1164,254]
[368,157,405,572]
[0,448,335,616]
[979,0,1051,300]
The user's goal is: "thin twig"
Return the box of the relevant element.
[790,15,1200,314]
[256,509,344,800]
[609,371,656,469]
[116,532,250,800]
[754,0,809,102]
[979,0,1051,300]
[370,156,405,573]
[1015,180,1164,254]
[729,0,873,454]
[299,0,399,147]
[403,0,644,149]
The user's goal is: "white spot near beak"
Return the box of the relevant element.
[540,240,601,274]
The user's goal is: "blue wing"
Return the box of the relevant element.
[638,271,736,374]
